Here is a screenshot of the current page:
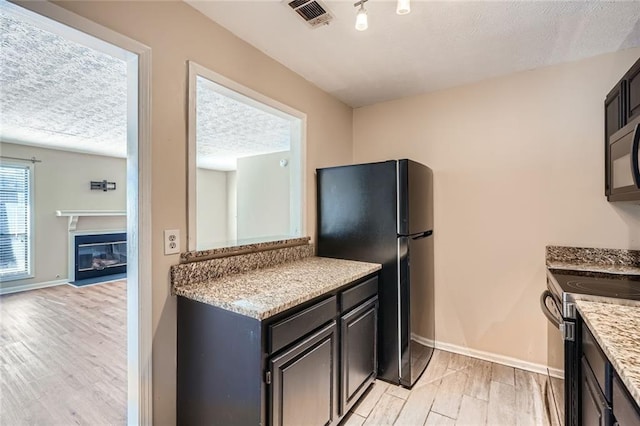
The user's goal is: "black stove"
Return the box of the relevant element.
[543,267,640,426]
[548,268,640,301]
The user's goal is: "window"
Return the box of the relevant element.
[188,62,305,251]
[0,162,32,280]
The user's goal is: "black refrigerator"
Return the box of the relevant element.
[317,159,435,387]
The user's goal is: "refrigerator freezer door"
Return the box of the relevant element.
[317,161,397,261]
[398,160,434,236]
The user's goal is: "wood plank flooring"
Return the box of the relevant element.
[1,281,556,426]
[342,350,554,426]
[0,281,127,425]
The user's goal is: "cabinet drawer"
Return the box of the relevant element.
[269,295,337,354]
[613,374,640,426]
[582,325,609,398]
[341,276,378,313]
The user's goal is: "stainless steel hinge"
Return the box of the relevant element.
[265,371,272,385]
[560,322,575,341]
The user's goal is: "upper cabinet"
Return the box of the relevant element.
[605,82,625,142]
[604,57,640,202]
[625,59,640,123]
[606,57,640,135]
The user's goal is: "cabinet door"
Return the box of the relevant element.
[340,297,378,414]
[605,82,625,196]
[606,83,625,141]
[626,58,640,122]
[581,357,612,426]
[269,321,338,426]
[612,374,640,426]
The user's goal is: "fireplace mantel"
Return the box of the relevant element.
[56,210,126,231]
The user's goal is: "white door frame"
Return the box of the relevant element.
[10,1,153,424]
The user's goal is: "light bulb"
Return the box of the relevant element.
[355,6,368,31]
[396,0,410,15]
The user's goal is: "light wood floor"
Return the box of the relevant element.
[0,280,127,425]
[1,281,559,426]
[342,349,560,426]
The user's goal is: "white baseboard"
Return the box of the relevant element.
[411,333,564,379]
[547,367,564,379]
[412,334,436,348]
[0,279,68,295]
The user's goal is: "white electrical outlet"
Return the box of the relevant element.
[164,229,180,255]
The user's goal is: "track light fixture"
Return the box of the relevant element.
[397,0,410,15]
[354,0,368,31]
[353,0,411,31]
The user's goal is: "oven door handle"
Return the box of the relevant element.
[540,290,562,329]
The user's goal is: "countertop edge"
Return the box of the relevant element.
[252,265,381,320]
[174,257,381,321]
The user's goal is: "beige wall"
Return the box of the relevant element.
[196,168,228,249]
[227,170,237,242]
[35,0,640,417]
[237,151,291,240]
[0,142,126,290]
[54,1,353,423]
[353,49,640,369]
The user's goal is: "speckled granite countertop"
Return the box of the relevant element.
[576,300,640,407]
[174,256,381,320]
[180,237,310,263]
[546,246,640,275]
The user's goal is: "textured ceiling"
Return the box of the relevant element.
[0,1,128,157]
[187,0,640,107]
[197,76,291,171]
[1,1,290,168]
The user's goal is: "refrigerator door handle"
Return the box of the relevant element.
[632,123,640,188]
[398,230,433,240]
[412,230,433,240]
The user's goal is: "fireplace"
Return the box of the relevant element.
[74,232,126,282]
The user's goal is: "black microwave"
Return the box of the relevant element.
[607,115,640,202]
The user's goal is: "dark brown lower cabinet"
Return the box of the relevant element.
[270,322,338,426]
[341,297,378,414]
[577,314,640,426]
[177,273,379,426]
[613,374,640,426]
[580,357,612,426]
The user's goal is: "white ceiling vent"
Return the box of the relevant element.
[285,0,333,28]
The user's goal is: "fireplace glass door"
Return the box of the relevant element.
[74,233,127,281]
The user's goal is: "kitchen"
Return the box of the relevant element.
[6,0,640,425]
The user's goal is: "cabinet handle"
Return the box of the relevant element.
[632,123,640,188]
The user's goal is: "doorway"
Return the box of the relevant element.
[0,0,151,423]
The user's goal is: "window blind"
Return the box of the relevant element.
[0,163,31,279]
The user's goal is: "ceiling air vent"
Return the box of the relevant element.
[286,0,334,28]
